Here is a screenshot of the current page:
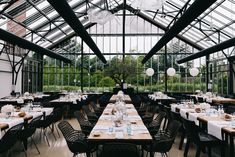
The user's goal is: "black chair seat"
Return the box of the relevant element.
[198,132,221,144]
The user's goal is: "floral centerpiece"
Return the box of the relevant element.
[1,104,14,118]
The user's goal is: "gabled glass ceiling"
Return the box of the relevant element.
[0,0,235,56]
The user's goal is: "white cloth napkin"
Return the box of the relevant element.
[188,113,205,125]
[171,104,178,112]
[115,132,124,139]
[179,109,195,119]
[207,121,230,140]
[127,116,141,120]
[93,125,109,131]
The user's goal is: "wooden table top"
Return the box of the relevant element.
[197,116,235,134]
[0,123,8,130]
[88,103,152,142]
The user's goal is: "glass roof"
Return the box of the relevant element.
[0,0,235,58]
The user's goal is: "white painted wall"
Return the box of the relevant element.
[0,53,22,98]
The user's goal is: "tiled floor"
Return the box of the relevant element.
[0,118,220,157]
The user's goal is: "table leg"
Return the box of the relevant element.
[229,135,234,157]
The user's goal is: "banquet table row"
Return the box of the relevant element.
[171,103,235,157]
[190,94,235,105]
[87,103,152,157]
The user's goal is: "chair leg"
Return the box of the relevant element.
[55,124,61,138]
[50,126,57,141]
[195,146,201,157]
[207,147,212,157]
[184,138,190,157]
[21,142,27,157]
[44,128,50,147]
[165,152,169,157]
[31,137,40,154]
[221,145,225,157]
[179,128,185,150]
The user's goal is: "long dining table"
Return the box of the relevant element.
[88,103,152,157]
[0,107,54,148]
[171,103,235,157]
[109,94,132,103]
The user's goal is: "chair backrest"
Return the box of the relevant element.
[19,115,43,140]
[100,143,140,157]
[154,112,166,124]
[153,120,181,153]
[164,120,181,139]
[74,110,93,136]
[130,94,142,108]
[29,115,43,128]
[182,118,200,143]
[52,107,63,122]
[0,123,24,153]
[82,105,92,115]
[58,121,88,153]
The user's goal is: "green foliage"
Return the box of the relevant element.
[98,76,115,87]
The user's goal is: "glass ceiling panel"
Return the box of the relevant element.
[0,0,234,58]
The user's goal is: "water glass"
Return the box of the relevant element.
[108,126,113,134]
[127,123,132,136]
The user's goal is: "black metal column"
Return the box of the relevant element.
[81,40,84,92]
[164,45,167,92]
[206,55,209,92]
[229,62,233,94]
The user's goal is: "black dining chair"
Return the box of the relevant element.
[142,120,181,157]
[0,122,24,157]
[182,118,225,157]
[147,112,166,136]
[100,143,140,157]
[58,121,96,157]
[74,110,95,137]
[34,111,57,146]
[52,107,63,138]
[82,105,99,124]
[18,115,43,156]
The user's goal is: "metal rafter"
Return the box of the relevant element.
[47,0,107,63]
[142,0,216,64]
[0,28,71,63]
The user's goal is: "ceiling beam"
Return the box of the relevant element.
[177,37,235,64]
[0,28,71,63]
[141,0,216,64]
[125,5,204,51]
[47,0,107,64]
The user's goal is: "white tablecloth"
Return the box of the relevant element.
[207,121,230,140]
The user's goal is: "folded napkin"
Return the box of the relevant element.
[188,113,205,125]
[170,104,178,112]
[115,132,124,139]
[93,125,109,131]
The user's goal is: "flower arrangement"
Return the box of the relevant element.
[24,92,30,97]
[1,104,14,113]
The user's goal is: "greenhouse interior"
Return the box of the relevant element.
[0,0,235,157]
